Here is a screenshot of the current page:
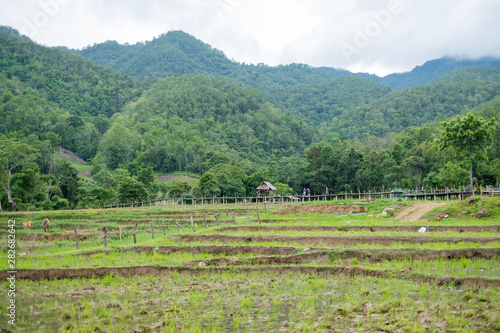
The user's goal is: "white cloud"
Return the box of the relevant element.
[0,0,499,75]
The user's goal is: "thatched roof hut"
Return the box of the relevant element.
[256,181,277,196]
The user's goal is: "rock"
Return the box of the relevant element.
[384,208,394,215]
[475,208,487,218]
[434,213,449,221]
[302,247,311,253]
[376,207,394,217]
[417,226,429,233]
[468,196,476,205]
[367,215,374,218]
[198,262,206,267]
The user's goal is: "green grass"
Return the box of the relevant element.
[3,272,499,332]
[2,198,500,331]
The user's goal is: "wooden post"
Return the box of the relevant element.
[215,214,220,226]
[175,219,182,233]
[162,217,166,235]
[257,211,261,224]
[204,215,208,228]
[233,211,236,225]
[74,227,79,250]
[226,209,229,217]
[151,220,155,239]
[190,214,196,232]
[247,209,251,225]
[119,227,122,241]
[103,226,108,247]
[133,223,138,244]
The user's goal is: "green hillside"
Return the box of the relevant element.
[0,26,499,212]
[99,75,316,173]
[0,26,143,117]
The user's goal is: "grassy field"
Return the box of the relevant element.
[1,197,499,332]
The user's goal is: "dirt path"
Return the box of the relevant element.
[394,202,448,222]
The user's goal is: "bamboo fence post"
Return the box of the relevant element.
[204,215,208,228]
[151,220,155,239]
[74,227,79,250]
[247,209,251,225]
[175,219,182,233]
[226,209,228,217]
[162,217,166,235]
[103,226,108,247]
[233,211,236,225]
[257,211,261,224]
[133,223,138,244]
[190,214,196,232]
[119,226,122,241]
[215,214,220,226]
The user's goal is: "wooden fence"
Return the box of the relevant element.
[102,187,500,209]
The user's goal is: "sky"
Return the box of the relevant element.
[1,0,499,76]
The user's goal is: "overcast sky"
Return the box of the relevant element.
[1,0,499,76]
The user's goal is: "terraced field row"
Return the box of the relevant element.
[1,198,499,332]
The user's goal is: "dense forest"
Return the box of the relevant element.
[1,26,499,211]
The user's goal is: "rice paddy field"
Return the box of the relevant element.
[1,197,499,332]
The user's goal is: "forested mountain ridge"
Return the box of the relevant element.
[72,29,500,90]
[69,28,500,140]
[1,26,499,212]
[70,30,352,87]
[332,67,500,139]
[99,75,317,173]
[371,56,500,89]
[0,26,144,118]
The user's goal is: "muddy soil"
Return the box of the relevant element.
[275,204,366,215]
[215,225,500,233]
[1,265,498,288]
[172,234,500,246]
[20,232,97,241]
[122,245,500,263]
[189,247,500,267]
[119,245,306,256]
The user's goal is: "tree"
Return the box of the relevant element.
[197,172,220,196]
[117,176,148,203]
[168,180,191,197]
[440,113,495,191]
[437,162,469,188]
[0,138,37,210]
[137,166,155,188]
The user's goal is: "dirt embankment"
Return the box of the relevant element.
[172,234,500,246]
[186,247,500,267]
[275,204,366,215]
[215,225,500,233]
[1,265,498,288]
[120,245,305,256]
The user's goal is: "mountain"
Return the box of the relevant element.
[72,30,500,91]
[100,75,317,173]
[367,56,500,90]
[333,66,500,139]
[0,26,143,117]
[70,30,351,86]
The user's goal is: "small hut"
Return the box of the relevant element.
[256,181,277,197]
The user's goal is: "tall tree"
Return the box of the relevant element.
[0,138,37,210]
[439,113,495,191]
